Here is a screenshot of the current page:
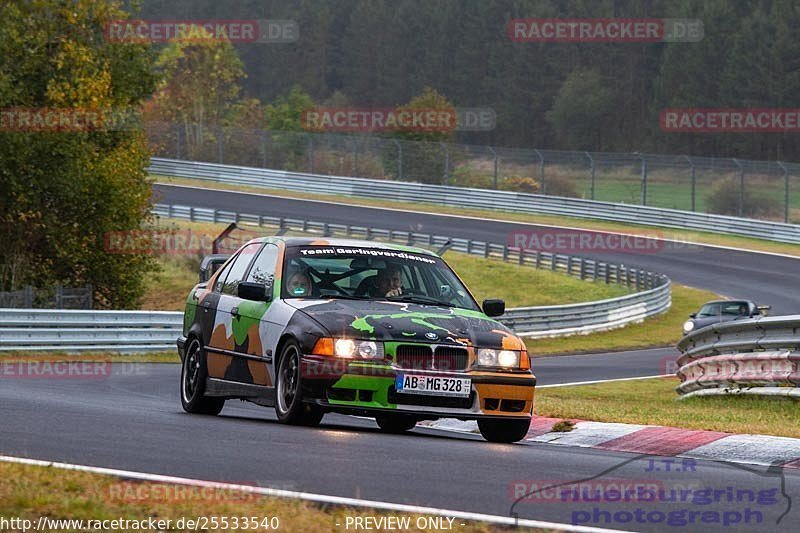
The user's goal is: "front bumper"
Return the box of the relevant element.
[301,354,535,419]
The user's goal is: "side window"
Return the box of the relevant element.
[246,244,279,285]
[213,256,236,293]
[220,243,261,296]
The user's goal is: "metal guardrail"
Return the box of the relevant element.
[675,316,800,398]
[147,123,800,223]
[0,309,182,352]
[149,158,800,244]
[154,202,671,340]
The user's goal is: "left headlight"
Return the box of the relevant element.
[477,348,528,369]
[313,338,384,359]
[682,320,695,334]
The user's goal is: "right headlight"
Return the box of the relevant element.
[682,320,695,333]
[477,348,528,369]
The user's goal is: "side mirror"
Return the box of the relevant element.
[238,281,272,302]
[689,313,696,319]
[482,298,505,317]
[200,254,231,283]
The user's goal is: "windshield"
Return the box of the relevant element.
[281,246,479,311]
[697,302,749,317]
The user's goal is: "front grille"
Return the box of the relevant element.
[388,387,475,409]
[394,345,469,371]
[434,346,469,371]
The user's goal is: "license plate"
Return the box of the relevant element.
[395,374,471,398]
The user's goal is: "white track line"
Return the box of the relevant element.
[158,182,800,260]
[537,374,673,388]
[0,455,629,533]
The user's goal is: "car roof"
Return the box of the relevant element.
[700,299,753,306]
[248,236,439,257]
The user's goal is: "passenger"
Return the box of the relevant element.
[287,271,314,297]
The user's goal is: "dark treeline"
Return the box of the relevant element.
[135,0,800,161]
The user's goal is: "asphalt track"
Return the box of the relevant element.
[2,365,798,532]
[153,183,800,314]
[3,183,800,531]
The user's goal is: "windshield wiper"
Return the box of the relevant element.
[322,293,370,300]
[385,294,456,308]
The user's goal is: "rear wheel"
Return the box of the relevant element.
[275,340,324,426]
[375,414,417,433]
[181,338,225,415]
[477,418,530,443]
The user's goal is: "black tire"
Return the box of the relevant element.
[181,338,225,415]
[477,418,530,443]
[275,340,324,426]
[375,414,417,433]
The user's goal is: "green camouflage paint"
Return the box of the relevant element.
[328,374,397,409]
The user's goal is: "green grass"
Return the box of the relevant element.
[155,174,800,257]
[0,462,512,533]
[141,219,632,311]
[527,285,719,356]
[535,377,800,438]
[445,251,629,307]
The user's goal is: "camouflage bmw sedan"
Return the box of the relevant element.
[178,237,536,443]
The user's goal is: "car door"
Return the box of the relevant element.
[230,242,281,389]
[206,242,262,383]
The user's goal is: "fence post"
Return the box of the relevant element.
[307,135,314,173]
[261,130,269,168]
[55,285,63,308]
[534,149,545,194]
[353,137,359,177]
[392,140,403,180]
[441,143,450,185]
[637,154,647,206]
[535,250,541,269]
[175,124,182,159]
[86,284,93,310]
[217,127,224,164]
[502,244,508,262]
[519,248,525,265]
[489,147,498,189]
[683,155,696,212]
[23,286,33,308]
[579,259,586,280]
[586,152,595,200]
[778,161,789,223]
[733,158,744,217]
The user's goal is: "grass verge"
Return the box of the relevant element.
[140,219,631,311]
[535,377,800,439]
[155,175,800,258]
[527,285,718,356]
[0,462,516,532]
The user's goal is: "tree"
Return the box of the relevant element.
[547,68,615,149]
[0,0,158,308]
[145,25,246,156]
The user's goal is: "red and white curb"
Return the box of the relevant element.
[423,417,800,468]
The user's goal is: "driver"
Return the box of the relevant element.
[368,264,404,298]
[287,270,314,297]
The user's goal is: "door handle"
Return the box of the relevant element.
[231,306,240,318]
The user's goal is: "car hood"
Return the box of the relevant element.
[691,315,743,330]
[286,299,521,349]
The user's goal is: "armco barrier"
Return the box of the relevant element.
[153,202,671,340]
[149,158,800,244]
[0,309,182,352]
[675,315,800,398]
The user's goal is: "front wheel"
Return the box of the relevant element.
[181,338,225,415]
[477,418,530,443]
[375,414,417,433]
[275,340,324,426]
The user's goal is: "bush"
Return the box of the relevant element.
[500,175,541,194]
[542,174,578,197]
[451,167,493,189]
[706,176,780,219]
